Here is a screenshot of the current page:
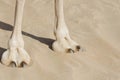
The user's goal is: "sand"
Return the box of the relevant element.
[0,0,120,80]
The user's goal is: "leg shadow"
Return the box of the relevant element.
[0,21,55,50]
[0,47,6,62]
[23,32,55,50]
[0,21,13,31]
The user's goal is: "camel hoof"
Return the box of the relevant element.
[1,48,31,68]
[66,48,75,53]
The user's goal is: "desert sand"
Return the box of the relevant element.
[0,0,120,80]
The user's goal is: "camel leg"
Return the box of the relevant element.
[52,0,80,53]
[1,0,31,67]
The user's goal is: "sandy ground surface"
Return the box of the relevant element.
[0,0,120,80]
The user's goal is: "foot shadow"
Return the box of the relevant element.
[0,47,6,62]
[0,21,55,50]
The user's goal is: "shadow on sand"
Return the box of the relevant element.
[0,47,6,62]
[0,21,55,61]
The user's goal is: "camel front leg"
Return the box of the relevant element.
[52,0,80,53]
[1,0,31,67]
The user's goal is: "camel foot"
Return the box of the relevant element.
[1,48,31,68]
